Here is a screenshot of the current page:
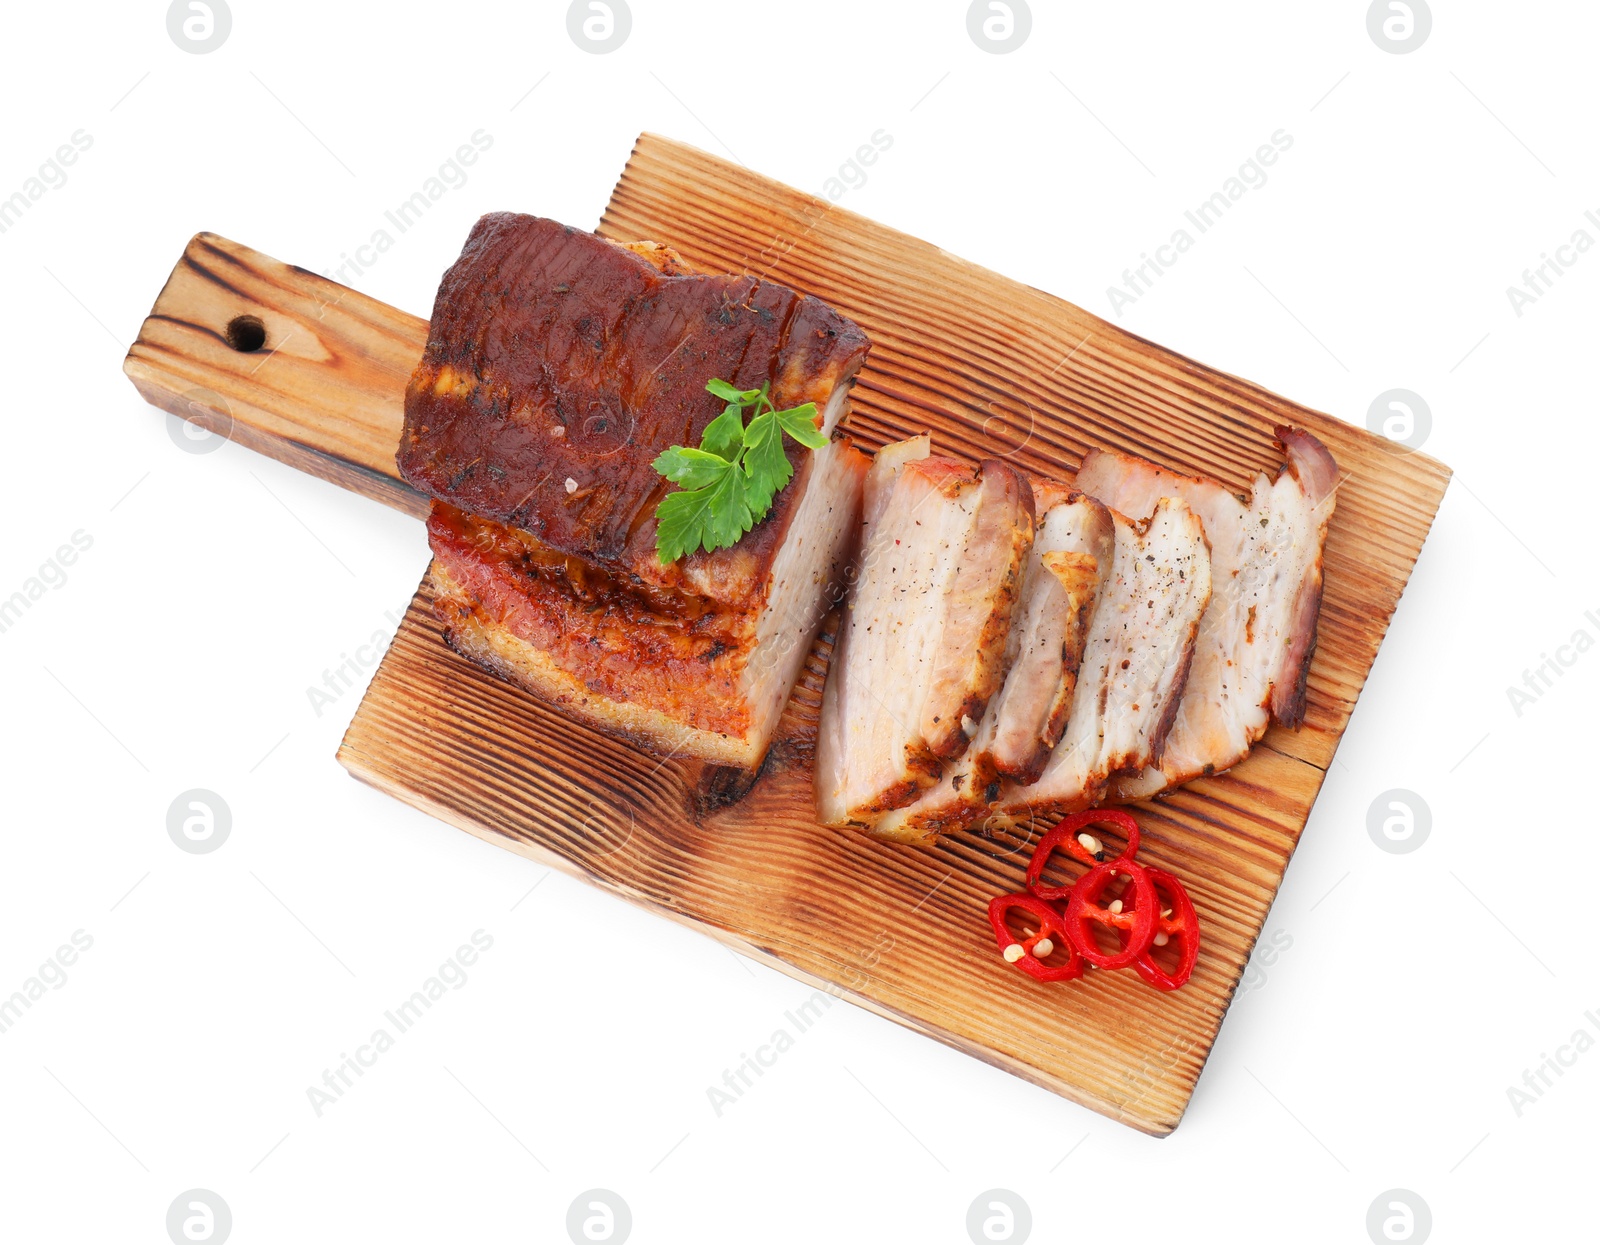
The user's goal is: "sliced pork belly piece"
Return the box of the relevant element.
[921,459,1035,760]
[871,490,1114,844]
[989,492,1116,783]
[815,441,928,826]
[995,498,1212,819]
[1076,428,1338,800]
[815,449,1035,828]
[401,213,874,769]
[861,434,930,530]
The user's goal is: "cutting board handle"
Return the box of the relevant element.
[123,232,429,517]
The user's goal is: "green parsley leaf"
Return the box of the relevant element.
[703,464,755,550]
[653,377,832,563]
[700,402,747,460]
[652,445,735,490]
[775,401,828,449]
[740,406,793,516]
[655,459,753,562]
[706,378,763,405]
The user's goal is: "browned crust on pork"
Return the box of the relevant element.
[427,502,756,737]
[1143,619,1199,769]
[921,459,1036,759]
[878,751,946,815]
[398,214,871,610]
[1025,494,1115,768]
[869,764,1002,845]
[1271,575,1322,728]
[1268,426,1338,727]
[433,564,764,768]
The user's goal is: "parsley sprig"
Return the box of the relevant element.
[651,378,828,563]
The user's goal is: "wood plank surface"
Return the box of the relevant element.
[123,134,1451,1135]
[123,232,428,517]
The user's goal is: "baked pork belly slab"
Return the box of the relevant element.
[815,444,1036,828]
[871,489,1114,843]
[1075,428,1338,800]
[401,214,873,768]
[994,497,1212,820]
[400,214,870,603]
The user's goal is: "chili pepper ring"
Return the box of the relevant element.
[1025,809,1142,901]
[987,893,1085,983]
[1128,867,1200,991]
[1063,859,1158,971]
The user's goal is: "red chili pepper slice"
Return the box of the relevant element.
[987,893,1085,982]
[1062,858,1158,970]
[1123,867,1200,991]
[1025,809,1143,901]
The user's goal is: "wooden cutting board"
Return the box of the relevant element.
[123,133,1450,1136]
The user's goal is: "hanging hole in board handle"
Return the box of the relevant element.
[225,314,267,353]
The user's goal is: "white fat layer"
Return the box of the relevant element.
[744,439,866,757]
[816,435,928,824]
[840,465,978,815]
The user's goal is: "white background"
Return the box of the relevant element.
[1,1,1595,1241]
